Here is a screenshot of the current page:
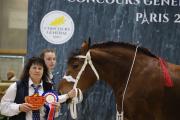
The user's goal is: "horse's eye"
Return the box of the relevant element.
[72,63,79,69]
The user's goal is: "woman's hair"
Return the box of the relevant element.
[39,48,56,59]
[20,57,49,82]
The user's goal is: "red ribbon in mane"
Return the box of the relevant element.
[159,58,173,87]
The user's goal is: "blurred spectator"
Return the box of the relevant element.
[7,70,17,81]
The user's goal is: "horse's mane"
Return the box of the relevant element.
[91,41,157,58]
[69,41,157,60]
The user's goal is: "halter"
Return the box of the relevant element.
[74,50,100,88]
[63,50,100,119]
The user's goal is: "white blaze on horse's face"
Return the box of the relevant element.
[63,75,76,83]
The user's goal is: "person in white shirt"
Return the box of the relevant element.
[0,57,75,120]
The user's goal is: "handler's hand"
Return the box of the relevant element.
[67,89,76,98]
[50,102,61,117]
[51,102,61,110]
[19,103,33,112]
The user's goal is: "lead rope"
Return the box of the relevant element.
[66,51,99,119]
[69,88,83,119]
[117,45,139,120]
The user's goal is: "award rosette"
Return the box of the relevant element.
[42,91,59,120]
[25,95,45,110]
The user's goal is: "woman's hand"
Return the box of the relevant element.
[19,103,33,112]
[51,102,61,109]
[67,89,76,98]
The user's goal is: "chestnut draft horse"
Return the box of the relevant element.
[59,41,180,120]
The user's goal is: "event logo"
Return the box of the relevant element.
[40,11,74,44]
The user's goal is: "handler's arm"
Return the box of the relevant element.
[58,89,76,103]
[0,83,21,116]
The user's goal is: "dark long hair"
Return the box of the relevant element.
[20,57,49,82]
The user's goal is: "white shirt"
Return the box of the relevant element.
[0,78,69,119]
[0,78,45,120]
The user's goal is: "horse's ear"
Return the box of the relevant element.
[80,39,90,54]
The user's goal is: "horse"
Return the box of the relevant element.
[59,40,180,120]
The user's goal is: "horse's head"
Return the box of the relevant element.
[59,40,98,94]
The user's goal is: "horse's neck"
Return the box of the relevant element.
[91,48,134,91]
